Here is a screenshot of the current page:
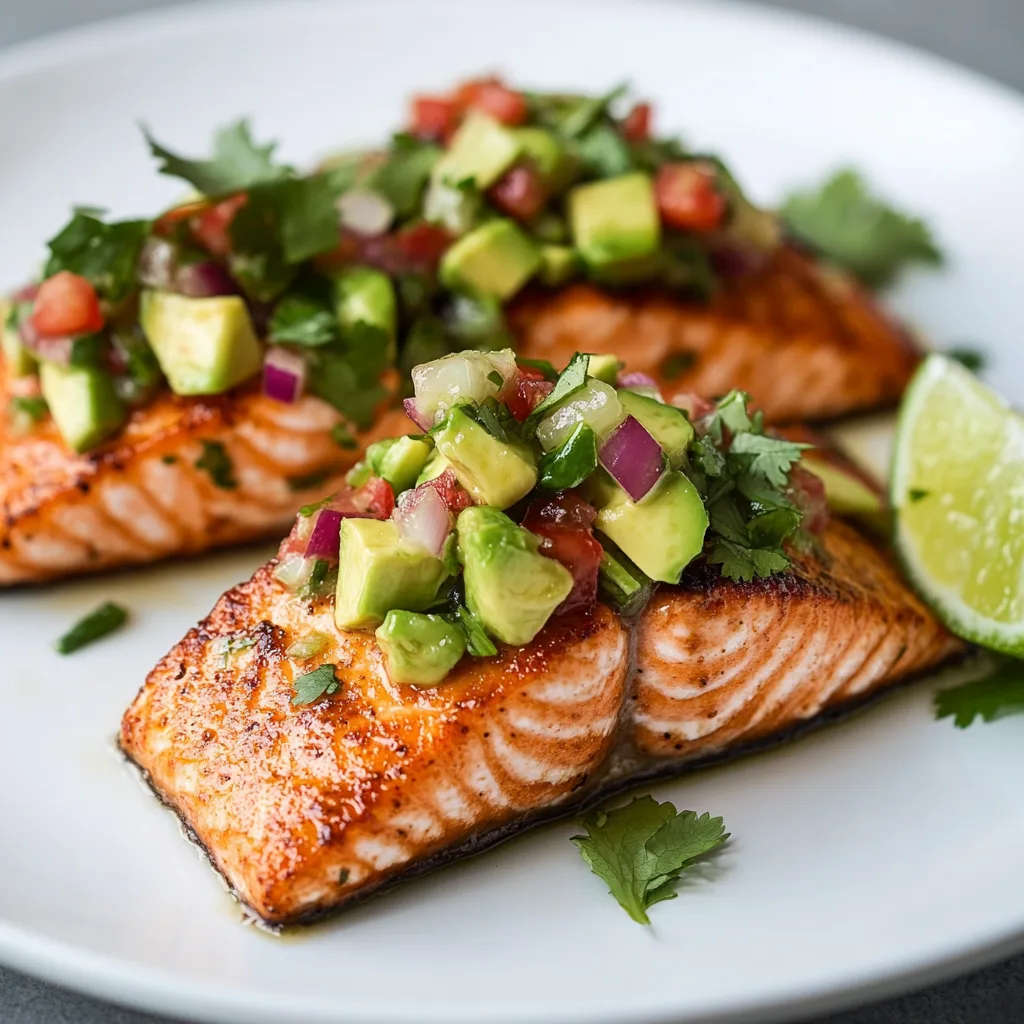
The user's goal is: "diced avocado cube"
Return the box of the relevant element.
[140,291,263,396]
[594,471,708,583]
[568,172,660,272]
[535,379,625,452]
[457,506,574,646]
[334,518,449,631]
[375,610,466,686]
[618,390,694,469]
[433,112,522,190]
[538,245,579,286]
[512,127,566,184]
[416,449,451,485]
[39,363,126,452]
[333,266,397,360]
[378,436,433,495]
[440,220,541,301]
[434,406,537,509]
[1,299,36,377]
[586,353,622,385]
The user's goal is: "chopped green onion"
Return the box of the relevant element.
[55,602,128,654]
[287,631,330,660]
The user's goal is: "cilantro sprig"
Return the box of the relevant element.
[935,658,1024,727]
[572,796,729,924]
[781,168,942,289]
[291,663,341,706]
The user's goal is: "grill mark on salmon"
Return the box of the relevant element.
[510,246,919,423]
[119,518,962,926]
[0,360,411,585]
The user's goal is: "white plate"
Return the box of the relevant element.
[2,2,1024,1022]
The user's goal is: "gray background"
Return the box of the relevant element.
[1,0,1023,1021]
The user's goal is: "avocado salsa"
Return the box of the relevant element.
[276,347,818,688]
[2,77,780,455]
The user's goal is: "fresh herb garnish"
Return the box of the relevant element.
[286,631,330,661]
[366,137,441,218]
[781,168,942,289]
[308,322,391,429]
[291,663,341,706]
[571,796,729,924]
[447,603,498,657]
[298,495,331,517]
[269,293,339,346]
[486,370,505,388]
[55,601,128,655]
[214,634,256,667]
[145,119,291,195]
[299,558,335,600]
[331,423,357,449]
[935,659,1024,728]
[576,124,633,178]
[160,454,178,465]
[44,212,151,303]
[195,440,237,489]
[523,352,590,440]
[9,396,48,423]
[469,396,521,445]
[909,488,930,503]
[538,421,598,490]
[660,351,696,380]
[945,347,987,373]
[287,468,331,492]
[516,357,559,382]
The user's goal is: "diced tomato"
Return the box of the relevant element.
[621,102,652,143]
[787,465,830,535]
[394,222,452,271]
[457,78,528,126]
[422,468,474,515]
[30,272,104,339]
[153,198,210,239]
[354,476,395,520]
[671,391,715,423]
[488,161,547,221]
[522,494,602,615]
[504,369,555,422]
[655,162,727,233]
[410,95,461,142]
[191,193,247,257]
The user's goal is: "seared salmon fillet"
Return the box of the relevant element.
[510,246,919,423]
[119,518,961,926]
[0,361,410,585]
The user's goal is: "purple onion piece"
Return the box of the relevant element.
[617,371,659,390]
[403,397,432,432]
[263,347,307,404]
[392,485,451,556]
[599,415,665,502]
[174,261,237,298]
[305,509,344,561]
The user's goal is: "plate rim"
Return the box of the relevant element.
[2,1,1024,1021]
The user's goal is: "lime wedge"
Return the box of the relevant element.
[891,354,1024,655]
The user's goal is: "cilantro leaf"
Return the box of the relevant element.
[708,538,789,582]
[269,292,338,346]
[447,603,497,657]
[538,422,598,490]
[945,347,987,373]
[213,634,256,667]
[195,440,237,489]
[291,663,341,706]
[571,796,728,924]
[145,119,290,195]
[728,433,810,488]
[366,138,441,218]
[523,352,590,439]
[781,169,942,289]
[576,124,633,178]
[9,396,48,424]
[44,213,151,303]
[308,322,390,429]
[935,659,1024,728]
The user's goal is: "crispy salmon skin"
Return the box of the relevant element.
[120,518,962,926]
[0,359,409,585]
[511,246,919,423]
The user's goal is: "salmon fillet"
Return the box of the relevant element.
[510,246,919,423]
[0,359,410,585]
[119,518,962,926]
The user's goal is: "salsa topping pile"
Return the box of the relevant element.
[275,347,820,688]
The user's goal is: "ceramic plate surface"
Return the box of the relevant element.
[2,2,1024,1022]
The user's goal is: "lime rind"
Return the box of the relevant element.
[891,354,1024,657]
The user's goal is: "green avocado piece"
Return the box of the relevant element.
[434,405,537,509]
[586,353,622,385]
[440,219,541,301]
[594,471,708,583]
[568,172,660,272]
[512,127,566,184]
[333,266,397,360]
[334,518,449,631]
[140,291,263,396]
[39,362,126,452]
[416,448,451,485]
[433,112,522,190]
[617,390,694,469]
[538,244,579,286]
[378,435,433,495]
[375,610,466,686]
[457,506,574,646]
[1,299,36,377]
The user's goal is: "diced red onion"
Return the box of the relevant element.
[136,237,178,289]
[26,335,73,364]
[392,485,451,556]
[305,508,344,560]
[403,397,433,431]
[337,188,395,237]
[708,240,770,278]
[12,282,39,304]
[617,371,659,391]
[174,261,237,298]
[263,346,307,404]
[599,415,665,502]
